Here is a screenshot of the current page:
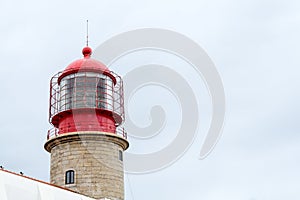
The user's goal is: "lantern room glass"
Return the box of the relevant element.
[59,72,114,112]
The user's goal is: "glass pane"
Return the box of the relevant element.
[59,72,116,111]
[66,170,75,184]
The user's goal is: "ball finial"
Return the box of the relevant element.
[82,46,92,57]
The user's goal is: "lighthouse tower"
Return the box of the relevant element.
[44,46,129,200]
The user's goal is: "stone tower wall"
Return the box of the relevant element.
[44,132,129,200]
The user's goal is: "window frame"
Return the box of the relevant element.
[119,150,123,161]
[65,170,75,185]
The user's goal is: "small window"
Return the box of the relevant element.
[119,150,123,161]
[65,170,75,184]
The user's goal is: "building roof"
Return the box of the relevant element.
[0,169,95,200]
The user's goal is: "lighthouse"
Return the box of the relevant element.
[44,46,129,200]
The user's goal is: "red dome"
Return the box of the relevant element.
[58,47,115,83]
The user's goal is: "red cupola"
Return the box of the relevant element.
[57,47,115,83]
[47,47,125,139]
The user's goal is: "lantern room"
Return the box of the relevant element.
[47,47,125,139]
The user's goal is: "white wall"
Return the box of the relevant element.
[0,170,95,200]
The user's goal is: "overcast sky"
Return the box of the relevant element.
[0,0,300,199]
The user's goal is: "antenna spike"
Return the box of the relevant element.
[86,20,89,46]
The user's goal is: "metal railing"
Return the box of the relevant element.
[47,128,59,140]
[47,126,127,140]
[116,126,127,139]
[49,71,125,126]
